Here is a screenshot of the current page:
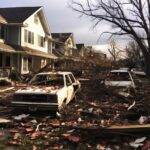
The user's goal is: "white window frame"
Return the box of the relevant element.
[24,29,34,44]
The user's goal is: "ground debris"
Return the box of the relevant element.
[0,118,11,124]
[0,75,149,149]
[130,137,147,148]
[13,114,30,121]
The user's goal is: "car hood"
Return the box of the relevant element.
[15,86,62,94]
[105,81,133,87]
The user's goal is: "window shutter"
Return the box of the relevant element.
[24,29,28,43]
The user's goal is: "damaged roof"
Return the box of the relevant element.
[51,33,72,43]
[0,6,41,23]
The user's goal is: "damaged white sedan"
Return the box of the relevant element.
[104,70,136,97]
[11,72,80,112]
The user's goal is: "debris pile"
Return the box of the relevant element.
[0,75,149,149]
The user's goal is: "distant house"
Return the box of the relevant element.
[0,6,56,76]
[52,33,76,57]
[84,46,107,62]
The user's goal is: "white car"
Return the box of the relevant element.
[11,72,80,112]
[104,70,136,96]
[131,68,146,76]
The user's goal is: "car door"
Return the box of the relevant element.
[65,75,74,104]
[129,72,136,88]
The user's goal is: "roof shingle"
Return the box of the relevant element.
[0,6,41,23]
[51,33,72,43]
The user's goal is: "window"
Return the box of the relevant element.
[38,35,45,47]
[34,14,39,24]
[69,74,76,83]
[0,25,5,39]
[22,57,29,73]
[0,53,2,67]
[5,55,10,67]
[28,31,34,44]
[28,31,32,43]
[65,75,72,86]
[108,72,131,81]
[24,29,34,44]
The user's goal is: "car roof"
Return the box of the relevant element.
[37,71,72,75]
[110,69,129,73]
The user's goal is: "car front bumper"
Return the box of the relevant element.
[11,101,59,111]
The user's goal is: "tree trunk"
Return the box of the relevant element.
[145,55,150,77]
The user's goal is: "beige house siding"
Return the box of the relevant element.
[0,7,55,76]
[21,12,49,53]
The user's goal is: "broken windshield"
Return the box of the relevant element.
[108,72,131,81]
[30,74,64,86]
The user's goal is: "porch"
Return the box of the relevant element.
[0,42,57,77]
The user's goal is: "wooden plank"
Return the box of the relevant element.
[106,124,150,133]
[73,124,150,134]
[0,87,14,93]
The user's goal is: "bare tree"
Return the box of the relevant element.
[126,41,143,68]
[71,0,150,75]
[108,39,124,63]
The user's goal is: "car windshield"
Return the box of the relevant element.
[30,74,64,86]
[108,72,131,81]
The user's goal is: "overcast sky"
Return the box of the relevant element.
[0,0,129,48]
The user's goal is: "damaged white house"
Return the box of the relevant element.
[0,6,57,76]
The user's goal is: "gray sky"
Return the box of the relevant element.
[0,0,113,45]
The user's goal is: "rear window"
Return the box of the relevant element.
[69,74,76,83]
[108,72,131,81]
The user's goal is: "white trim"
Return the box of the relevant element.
[41,7,51,35]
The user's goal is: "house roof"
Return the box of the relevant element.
[0,42,16,53]
[0,42,57,59]
[16,46,57,59]
[51,33,72,43]
[0,7,41,23]
[52,49,65,57]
